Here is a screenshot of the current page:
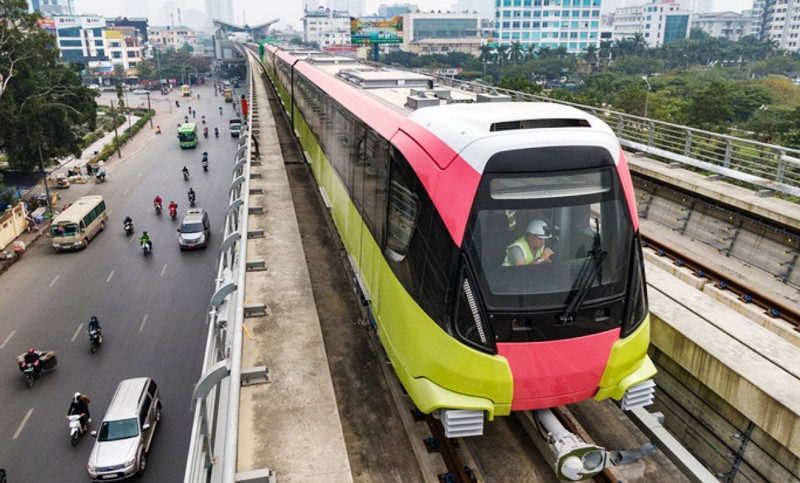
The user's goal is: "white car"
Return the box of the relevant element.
[133,89,149,95]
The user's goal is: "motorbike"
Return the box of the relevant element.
[175,100,180,108]
[169,205,177,220]
[124,220,134,236]
[183,170,189,180]
[89,328,103,354]
[214,128,219,138]
[154,202,163,215]
[141,240,152,256]
[156,125,161,134]
[202,159,208,172]
[189,193,196,206]
[203,130,208,138]
[17,350,57,388]
[67,414,86,446]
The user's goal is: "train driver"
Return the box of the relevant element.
[502,219,554,266]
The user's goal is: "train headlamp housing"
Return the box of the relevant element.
[453,259,496,354]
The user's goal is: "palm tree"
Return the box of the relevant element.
[599,40,614,70]
[495,44,509,66]
[479,44,493,77]
[538,46,553,59]
[582,44,599,72]
[630,33,647,57]
[509,41,525,65]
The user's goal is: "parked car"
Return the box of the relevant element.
[133,89,149,95]
[87,377,161,481]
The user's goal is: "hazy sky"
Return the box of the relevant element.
[72,0,756,31]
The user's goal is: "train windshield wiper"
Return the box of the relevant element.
[559,218,606,325]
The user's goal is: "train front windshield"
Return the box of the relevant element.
[463,166,637,342]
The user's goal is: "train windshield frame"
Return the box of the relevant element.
[465,164,633,315]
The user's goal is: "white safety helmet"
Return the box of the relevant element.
[74,392,81,402]
[526,219,551,239]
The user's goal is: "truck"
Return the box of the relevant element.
[229,118,242,137]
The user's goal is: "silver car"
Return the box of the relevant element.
[87,377,161,480]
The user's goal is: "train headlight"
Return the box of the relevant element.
[453,266,495,353]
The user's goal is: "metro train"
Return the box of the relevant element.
[258,44,656,436]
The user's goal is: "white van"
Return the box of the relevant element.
[87,377,161,480]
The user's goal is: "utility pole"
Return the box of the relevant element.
[147,91,153,128]
[110,100,122,158]
[38,144,53,215]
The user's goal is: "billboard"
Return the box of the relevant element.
[350,16,403,45]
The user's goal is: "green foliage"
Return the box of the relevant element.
[0,0,97,172]
[496,76,542,94]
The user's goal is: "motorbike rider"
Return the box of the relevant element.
[202,151,208,162]
[175,100,180,108]
[169,200,178,215]
[24,348,41,376]
[88,316,102,336]
[219,106,223,115]
[67,392,91,432]
[201,115,206,124]
[140,231,152,251]
[124,215,133,228]
[203,126,209,137]
[182,166,190,179]
[188,187,196,203]
[214,127,219,137]
[153,195,163,210]
[156,125,161,134]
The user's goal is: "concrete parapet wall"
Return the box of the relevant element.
[646,265,800,467]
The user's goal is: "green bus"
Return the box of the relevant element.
[178,123,198,149]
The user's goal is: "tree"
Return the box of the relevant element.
[509,41,525,65]
[0,0,97,172]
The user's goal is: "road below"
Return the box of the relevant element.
[0,81,244,481]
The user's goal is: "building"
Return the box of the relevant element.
[52,15,144,74]
[494,0,603,54]
[611,1,691,47]
[764,0,800,51]
[303,8,351,48]
[205,0,233,24]
[29,0,73,16]
[401,12,481,56]
[148,25,197,50]
[378,3,419,17]
[107,17,150,43]
[692,11,750,41]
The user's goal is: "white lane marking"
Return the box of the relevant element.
[71,323,84,342]
[13,408,34,439]
[0,330,15,350]
[140,314,148,332]
[48,274,60,288]
[123,188,130,196]
[137,172,142,178]
[160,264,167,277]
[106,270,115,283]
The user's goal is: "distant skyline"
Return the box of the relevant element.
[71,0,757,31]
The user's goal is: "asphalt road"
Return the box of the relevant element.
[0,82,244,481]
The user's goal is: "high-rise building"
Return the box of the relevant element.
[30,0,73,16]
[495,0,602,54]
[611,1,691,47]
[205,0,233,24]
[765,0,800,51]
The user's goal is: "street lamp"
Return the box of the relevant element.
[641,76,651,119]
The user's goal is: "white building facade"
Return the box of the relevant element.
[303,9,351,48]
[765,0,800,52]
[692,11,750,41]
[401,12,482,55]
[611,1,691,47]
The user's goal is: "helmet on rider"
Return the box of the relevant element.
[28,347,35,354]
[143,231,148,236]
[73,392,81,402]
[91,316,98,323]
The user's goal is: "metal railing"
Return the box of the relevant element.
[183,62,254,482]
[430,77,800,199]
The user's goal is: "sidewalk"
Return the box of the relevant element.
[1,91,184,272]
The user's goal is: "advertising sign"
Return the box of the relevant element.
[350,16,403,45]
